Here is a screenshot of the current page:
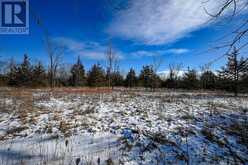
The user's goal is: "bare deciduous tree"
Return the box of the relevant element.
[152,55,164,73]
[166,63,183,89]
[45,36,65,88]
[57,64,71,87]
[205,0,248,53]
[151,56,164,90]
[169,63,183,81]
[106,42,119,89]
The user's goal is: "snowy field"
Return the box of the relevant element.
[0,88,247,165]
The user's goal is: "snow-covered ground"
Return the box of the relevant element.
[0,89,247,164]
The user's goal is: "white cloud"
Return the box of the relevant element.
[158,69,218,79]
[54,38,189,60]
[130,50,165,57]
[167,48,190,54]
[130,48,189,58]
[108,0,246,45]
[55,37,85,50]
[54,37,123,60]
[157,70,186,78]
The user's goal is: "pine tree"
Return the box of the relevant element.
[112,70,124,87]
[7,58,18,86]
[182,68,199,89]
[139,65,154,88]
[17,54,33,86]
[240,74,248,92]
[70,56,86,86]
[32,61,46,87]
[87,64,106,87]
[218,47,248,96]
[125,68,137,88]
[200,71,216,90]
[139,65,160,89]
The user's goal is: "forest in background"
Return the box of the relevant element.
[0,46,247,96]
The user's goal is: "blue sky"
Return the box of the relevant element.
[0,0,247,73]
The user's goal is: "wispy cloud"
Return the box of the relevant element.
[130,50,165,57]
[108,0,246,45]
[54,37,124,60]
[167,48,190,54]
[54,37,189,60]
[130,48,189,58]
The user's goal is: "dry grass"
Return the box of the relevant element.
[0,87,247,164]
[59,120,72,137]
[226,121,248,147]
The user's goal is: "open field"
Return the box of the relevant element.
[0,88,247,165]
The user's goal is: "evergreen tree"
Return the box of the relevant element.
[87,64,106,87]
[182,68,199,89]
[125,68,137,87]
[139,65,161,89]
[7,58,18,86]
[200,71,216,90]
[17,54,33,86]
[218,47,248,96]
[32,61,47,87]
[240,74,248,92]
[139,65,154,88]
[166,71,177,89]
[70,56,86,86]
[112,70,124,87]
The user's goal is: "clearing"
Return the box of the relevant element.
[0,88,247,165]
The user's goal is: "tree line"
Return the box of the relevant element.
[0,47,247,95]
